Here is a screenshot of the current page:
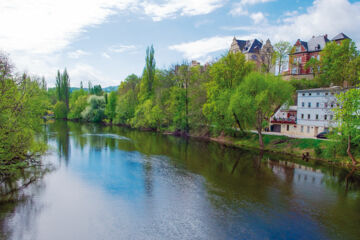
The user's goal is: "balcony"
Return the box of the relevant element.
[271,117,297,124]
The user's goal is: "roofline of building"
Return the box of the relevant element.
[296,87,345,93]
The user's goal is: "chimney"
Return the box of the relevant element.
[324,34,328,39]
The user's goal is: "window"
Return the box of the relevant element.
[301,114,304,119]
[331,104,334,108]
[330,115,333,120]
[316,102,319,108]
[324,115,327,120]
[325,103,328,108]
[302,102,305,107]
[296,46,301,52]
[308,102,311,108]
[308,114,311,119]
[325,92,329,96]
[317,92,320,96]
[301,126,304,132]
[316,114,319,120]
[307,126,310,133]
[287,125,290,131]
[302,93,305,96]
[309,93,312,96]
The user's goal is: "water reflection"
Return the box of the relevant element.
[0,120,359,240]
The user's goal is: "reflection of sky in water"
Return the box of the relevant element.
[1,123,360,240]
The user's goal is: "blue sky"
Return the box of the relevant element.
[1,0,360,87]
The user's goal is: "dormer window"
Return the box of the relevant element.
[296,46,301,52]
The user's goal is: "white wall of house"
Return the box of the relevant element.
[296,87,342,137]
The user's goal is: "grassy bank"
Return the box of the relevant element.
[187,131,356,168]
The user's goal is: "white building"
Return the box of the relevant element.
[296,86,344,137]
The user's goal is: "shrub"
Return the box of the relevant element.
[54,101,68,119]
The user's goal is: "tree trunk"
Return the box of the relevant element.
[258,129,264,150]
[347,135,358,166]
[256,111,264,149]
[233,112,245,134]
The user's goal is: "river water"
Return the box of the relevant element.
[1,121,360,240]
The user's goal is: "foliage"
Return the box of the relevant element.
[274,41,291,74]
[332,87,360,165]
[105,91,117,122]
[54,101,68,119]
[68,95,88,120]
[319,39,360,87]
[81,95,106,122]
[0,53,48,164]
[203,51,254,133]
[55,69,70,110]
[230,72,294,148]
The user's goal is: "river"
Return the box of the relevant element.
[1,121,360,240]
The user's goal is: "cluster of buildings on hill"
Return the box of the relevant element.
[225,32,352,138]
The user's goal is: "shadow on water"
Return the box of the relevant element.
[1,120,360,240]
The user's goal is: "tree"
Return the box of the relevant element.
[144,45,156,95]
[0,53,48,165]
[274,41,292,75]
[68,95,88,120]
[260,39,276,73]
[304,57,321,78]
[230,72,294,149]
[115,74,141,125]
[333,87,360,165]
[105,91,117,122]
[62,69,70,110]
[93,85,103,96]
[54,101,68,119]
[203,51,254,133]
[319,39,360,86]
[81,95,106,122]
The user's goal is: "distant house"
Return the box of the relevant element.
[270,86,346,138]
[285,33,350,80]
[229,37,275,73]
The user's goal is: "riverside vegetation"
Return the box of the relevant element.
[1,38,360,180]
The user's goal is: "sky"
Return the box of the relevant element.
[1,0,360,87]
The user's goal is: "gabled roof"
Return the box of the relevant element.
[236,40,247,51]
[242,39,263,53]
[332,32,350,41]
[299,40,308,51]
[307,35,329,52]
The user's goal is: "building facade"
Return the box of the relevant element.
[229,37,275,73]
[286,33,350,80]
[269,86,345,138]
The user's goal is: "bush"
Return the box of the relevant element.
[54,101,68,119]
[81,95,105,122]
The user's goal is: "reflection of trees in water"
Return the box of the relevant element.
[51,120,70,165]
[0,160,53,239]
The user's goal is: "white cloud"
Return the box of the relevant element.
[68,63,118,87]
[227,0,360,44]
[102,52,111,59]
[250,12,265,24]
[169,34,261,62]
[266,0,360,43]
[230,0,274,16]
[67,50,91,59]
[108,44,137,53]
[141,0,223,21]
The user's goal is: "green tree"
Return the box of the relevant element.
[115,74,141,125]
[230,72,294,149]
[68,95,88,120]
[105,91,117,122]
[333,87,360,165]
[304,57,321,78]
[81,95,106,122]
[54,101,68,119]
[203,51,254,133]
[0,53,48,165]
[319,39,360,86]
[274,41,292,74]
[93,84,103,96]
